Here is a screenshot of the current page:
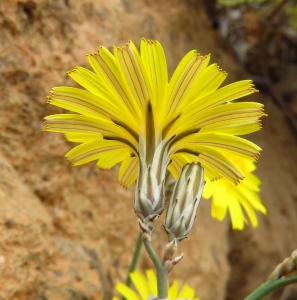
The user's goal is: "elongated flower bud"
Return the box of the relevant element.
[164,163,205,242]
[134,164,166,225]
[134,136,174,234]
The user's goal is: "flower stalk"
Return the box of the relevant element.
[142,233,168,299]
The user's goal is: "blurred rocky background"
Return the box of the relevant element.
[0,0,297,299]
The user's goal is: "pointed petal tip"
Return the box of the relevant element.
[210,176,223,182]
[117,179,128,189]
[235,175,245,186]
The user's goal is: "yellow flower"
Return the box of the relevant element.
[44,38,265,187]
[113,269,200,300]
[203,153,267,230]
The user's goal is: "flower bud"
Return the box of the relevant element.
[134,164,166,224]
[134,136,174,234]
[164,163,205,242]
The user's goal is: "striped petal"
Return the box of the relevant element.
[179,63,227,110]
[200,121,262,136]
[169,102,265,136]
[87,47,141,125]
[96,149,130,169]
[185,80,257,114]
[65,139,130,166]
[48,86,135,127]
[114,41,153,114]
[174,132,261,160]
[118,155,138,187]
[169,152,222,182]
[65,132,102,143]
[140,38,168,112]
[169,145,244,184]
[44,114,137,150]
[165,51,210,119]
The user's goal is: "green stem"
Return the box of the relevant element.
[121,231,143,300]
[142,234,168,299]
[244,275,297,300]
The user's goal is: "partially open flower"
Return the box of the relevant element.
[203,153,267,230]
[164,163,205,242]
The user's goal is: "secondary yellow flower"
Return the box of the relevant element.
[203,153,267,230]
[44,38,265,188]
[113,269,199,300]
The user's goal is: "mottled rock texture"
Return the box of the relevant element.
[0,0,296,300]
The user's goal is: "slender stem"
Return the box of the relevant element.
[121,231,143,300]
[244,275,297,300]
[142,233,168,299]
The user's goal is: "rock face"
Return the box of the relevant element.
[0,1,296,300]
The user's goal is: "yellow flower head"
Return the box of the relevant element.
[44,38,265,188]
[113,269,199,300]
[203,153,267,230]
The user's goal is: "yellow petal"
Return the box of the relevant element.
[169,152,222,182]
[65,139,129,166]
[227,191,246,230]
[211,183,228,220]
[166,51,209,118]
[180,63,226,110]
[178,284,196,299]
[48,86,135,126]
[115,282,141,300]
[96,149,130,169]
[44,114,137,150]
[118,155,138,187]
[171,102,264,136]
[200,122,262,136]
[177,132,261,160]
[187,80,256,113]
[244,173,261,191]
[87,47,141,123]
[203,151,267,229]
[115,41,153,114]
[130,270,150,300]
[68,67,112,101]
[145,269,157,296]
[168,280,179,298]
[198,150,243,184]
[65,132,102,143]
[237,181,267,214]
[140,39,168,112]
